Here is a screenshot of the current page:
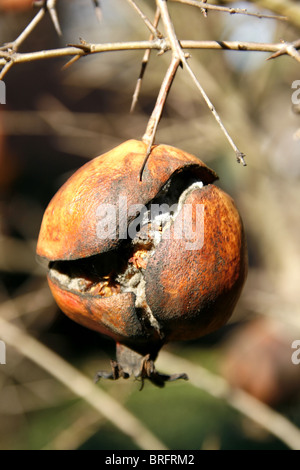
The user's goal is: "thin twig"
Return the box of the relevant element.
[126,0,162,38]
[158,0,181,58]
[131,7,161,113]
[170,0,288,21]
[0,0,61,54]
[0,316,168,451]
[185,58,246,164]
[158,351,300,450]
[157,0,246,164]
[140,56,181,179]
[221,0,300,29]
[0,7,45,52]
[0,59,14,80]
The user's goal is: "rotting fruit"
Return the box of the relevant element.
[36,139,248,387]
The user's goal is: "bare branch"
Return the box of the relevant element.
[0,0,61,53]
[140,56,181,179]
[0,59,14,80]
[170,0,288,21]
[184,58,246,164]
[156,0,246,165]
[0,6,45,52]
[131,7,161,113]
[126,0,162,38]
[1,38,300,72]
[157,0,182,59]
[221,0,300,29]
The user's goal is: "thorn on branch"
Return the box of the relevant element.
[35,0,62,36]
[267,39,300,63]
[68,38,92,54]
[92,0,102,22]
[170,0,288,22]
[48,6,62,36]
[62,55,81,70]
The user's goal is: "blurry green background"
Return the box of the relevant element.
[1,0,300,450]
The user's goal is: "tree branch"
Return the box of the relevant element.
[126,0,162,38]
[220,0,300,29]
[170,0,288,21]
[131,7,161,113]
[1,39,299,68]
[140,55,182,179]
[156,0,246,165]
[0,0,61,54]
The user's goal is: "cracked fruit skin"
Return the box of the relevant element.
[36,140,247,384]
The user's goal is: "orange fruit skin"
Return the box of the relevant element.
[37,140,247,351]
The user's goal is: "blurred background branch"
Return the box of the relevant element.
[0,314,168,450]
[158,351,300,450]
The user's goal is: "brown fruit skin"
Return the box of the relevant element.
[37,139,216,262]
[47,278,159,352]
[37,139,247,352]
[145,185,247,341]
